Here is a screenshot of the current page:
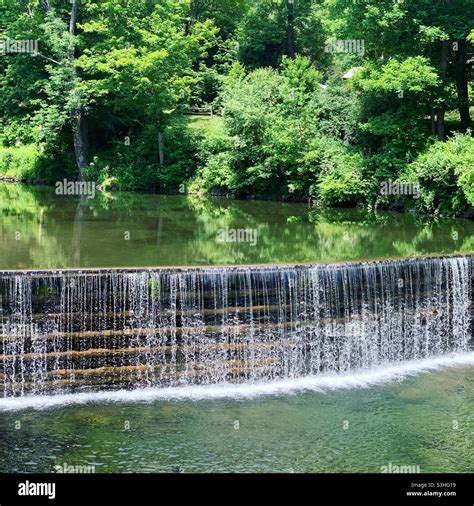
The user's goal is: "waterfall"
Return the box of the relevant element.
[0,256,472,397]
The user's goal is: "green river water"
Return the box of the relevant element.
[0,364,473,473]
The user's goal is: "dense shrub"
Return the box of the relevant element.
[193,57,371,206]
[0,144,40,179]
[306,77,361,145]
[86,119,198,191]
[354,57,439,181]
[309,138,369,206]
[401,133,474,215]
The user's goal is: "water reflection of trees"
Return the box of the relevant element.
[0,184,68,269]
[0,183,473,269]
[186,198,474,264]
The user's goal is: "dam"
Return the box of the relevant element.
[1,255,472,398]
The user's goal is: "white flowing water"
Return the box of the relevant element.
[0,256,472,398]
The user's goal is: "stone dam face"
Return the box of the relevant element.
[0,256,472,397]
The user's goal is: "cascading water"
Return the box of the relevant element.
[0,256,472,397]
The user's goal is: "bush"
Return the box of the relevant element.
[191,151,236,193]
[86,118,198,191]
[355,57,439,180]
[0,144,40,179]
[193,57,372,204]
[309,138,369,206]
[401,132,474,215]
[191,119,235,193]
[199,59,323,197]
[0,119,39,147]
[306,76,361,145]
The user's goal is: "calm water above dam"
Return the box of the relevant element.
[1,183,474,270]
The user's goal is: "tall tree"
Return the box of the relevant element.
[325,0,473,139]
[1,0,213,178]
[454,39,471,132]
[187,0,248,38]
[37,0,88,178]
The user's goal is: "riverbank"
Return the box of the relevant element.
[2,119,474,218]
[2,176,474,221]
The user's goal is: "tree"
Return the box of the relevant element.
[237,0,327,68]
[325,0,473,138]
[1,0,213,181]
[37,0,88,178]
[186,0,248,38]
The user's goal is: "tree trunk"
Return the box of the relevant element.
[436,39,449,140]
[184,19,191,35]
[436,108,446,140]
[72,112,88,181]
[69,0,78,36]
[454,39,471,132]
[69,0,89,177]
[158,132,164,165]
[287,0,295,59]
[39,0,51,13]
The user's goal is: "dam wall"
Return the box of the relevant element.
[0,256,472,397]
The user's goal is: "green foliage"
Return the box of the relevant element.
[401,133,474,215]
[86,117,198,191]
[306,76,361,144]
[0,145,40,179]
[193,56,371,207]
[237,0,328,69]
[0,0,214,178]
[187,0,249,39]
[356,57,439,94]
[307,137,369,206]
[0,0,472,217]
[354,58,440,180]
